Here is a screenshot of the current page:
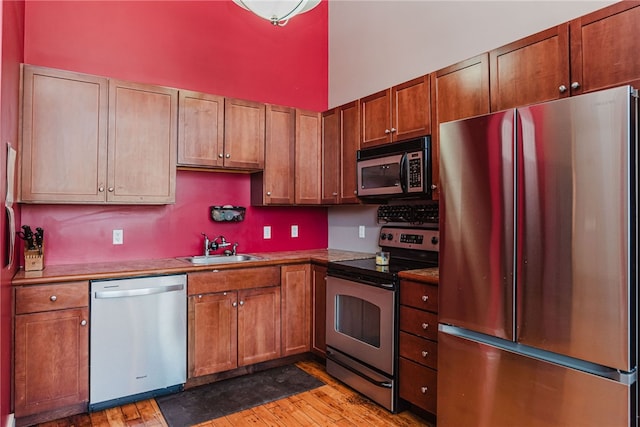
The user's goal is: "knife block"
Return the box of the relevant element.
[24,247,44,271]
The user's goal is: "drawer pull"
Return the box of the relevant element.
[421,295,428,302]
[81,320,87,326]
[421,323,429,330]
[421,386,428,394]
[50,295,57,302]
[421,351,428,358]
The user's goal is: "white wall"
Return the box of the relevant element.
[326,0,615,252]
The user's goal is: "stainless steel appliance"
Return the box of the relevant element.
[438,85,638,426]
[357,136,432,199]
[89,274,187,411]
[326,218,439,412]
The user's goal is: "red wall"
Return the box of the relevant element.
[1,0,24,422]
[20,1,329,266]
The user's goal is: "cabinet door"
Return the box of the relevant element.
[570,2,640,95]
[295,109,322,205]
[224,98,265,170]
[108,80,177,203]
[20,65,108,203]
[490,24,570,111]
[392,75,431,142]
[14,308,89,417]
[262,104,295,204]
[339,101,360,204]
[177,90,224,168]
[311,264,327,357]
[431,54,490,200]
[321,108,340,204]
[237,287,281,366]
[188,292,238,377]
[360,89,391,148]
[281,264,311,356]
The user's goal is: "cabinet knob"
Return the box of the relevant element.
[232,301,237,307]
[421,350,429,358]
[219,153,224,158]
[571,81,581,90]
[430,184,438,190]
[266,191,272,196]
[198,294,203,299]
[390,127,397,133]
[384,129,391,134]
[50,295,57,302]
[421,295,429,302]
[225,153,231,159]
[239,300,244,306]
[108,187,114,192]
[354,190,357,195]
[332,192,338,196]
[559,85,568,93]
[421,386,428,394]
[81,320,87,326]
[98,186,105,192]
[421,323,429,330]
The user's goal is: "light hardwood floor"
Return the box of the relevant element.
[36,359,434,427]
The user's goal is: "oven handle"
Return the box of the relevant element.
[328,272,395,290]
[326,349,393,389]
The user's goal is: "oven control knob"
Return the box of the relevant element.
[387,233,393,240]
[380,233,387,240]
[431,236,439,245]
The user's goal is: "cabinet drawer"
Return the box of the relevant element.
[399,331,437,370]
[15,282,89,314]
[188,266,280,295]
[399,306,438,341]
[399,357,437,414]
[400,280,437,312]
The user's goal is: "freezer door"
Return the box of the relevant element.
[517,86,635,371]
[439,110,515,340]
[438,331,634,427]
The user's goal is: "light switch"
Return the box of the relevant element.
[359,225,366,239]
[263,226,271,239]
[113,229,123,245]
[291,225,298,238]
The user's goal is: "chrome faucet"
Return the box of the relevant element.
[201,233,211,256]
[202,233,238,256]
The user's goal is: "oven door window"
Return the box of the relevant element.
[336,295,381,348]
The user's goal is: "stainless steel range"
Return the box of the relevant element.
[326,205,439,412]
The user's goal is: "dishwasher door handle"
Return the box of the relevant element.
[94,283,184,299]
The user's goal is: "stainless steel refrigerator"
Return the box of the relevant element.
[438,85,638,426]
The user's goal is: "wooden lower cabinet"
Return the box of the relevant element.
[281,264,311,356]
[13,282,89,423]
[399,279,438,416]
[188,286,281,378]
[311,264,327,357]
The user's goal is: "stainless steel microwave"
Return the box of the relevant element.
[357,136,432,199]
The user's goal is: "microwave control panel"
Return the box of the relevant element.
[407,152,423,191]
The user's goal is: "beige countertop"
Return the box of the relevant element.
[11,249,375,285]
[399,267,439,284]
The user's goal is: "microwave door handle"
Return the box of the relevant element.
[399,152,408,193]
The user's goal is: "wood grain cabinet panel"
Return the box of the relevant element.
[251,105,295,205]
[321,108,340,204]
[295,109,322,205]
[14,281,89,422]
[399,358,437,415]
[311,264,327,357]
[223,98,265,170]
[570,2,640,95]
[177,90,225,168]
[237,286,281,367]
[281,264,311,356]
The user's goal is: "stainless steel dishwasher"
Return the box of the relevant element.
[89,274,187,411]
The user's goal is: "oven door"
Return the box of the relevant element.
[326,276,396,375]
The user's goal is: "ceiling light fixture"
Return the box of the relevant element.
[232,0,321,27]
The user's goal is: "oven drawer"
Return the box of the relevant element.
[400,280,437,312]
[399,357,437,414]
[399,331,437,370]
[400,306,438,341]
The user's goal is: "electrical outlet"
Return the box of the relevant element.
[263,226,271,239]
[359,225,366,239]
[291,225,299,238]
[113,229,123,245]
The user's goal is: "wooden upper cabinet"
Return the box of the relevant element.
[108,80,177,204]
[490,25,570,111]
[20,65,109,203]
[339,101,360,204]
[360,75,430,148]
[251,105,295,205]
[295,109,322,205]
[224,98,265,170]
[431,54,490,200]
[321,108,340,204]
[570,2,640,95]
[20,65,177,204]
[177,90,224,168]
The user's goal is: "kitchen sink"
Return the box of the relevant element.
[178,254,262,265]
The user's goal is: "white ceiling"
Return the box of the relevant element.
[328,0,616,108]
